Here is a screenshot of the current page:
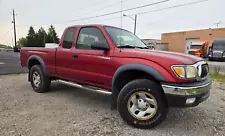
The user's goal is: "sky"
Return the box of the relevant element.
[0,0,225,46]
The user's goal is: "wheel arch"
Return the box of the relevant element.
[111,63,166,110]
[27,55,48,81]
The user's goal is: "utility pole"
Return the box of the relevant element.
[134,15,137,35]
[123,14,137,35]
[12,9,17,48]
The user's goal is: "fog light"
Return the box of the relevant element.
[186,98,196,104]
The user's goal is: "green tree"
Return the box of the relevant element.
[37,27,47,47]
[47,25,59,43]
[26,26,38,47]
[17,37,28,47]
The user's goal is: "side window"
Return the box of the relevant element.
[62,27,76,49]
[76,27,108,50]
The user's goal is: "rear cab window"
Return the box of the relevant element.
[62,27,76,49]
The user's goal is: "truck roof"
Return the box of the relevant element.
[213,38,225,44]
[191,41,207,45]
[66,24,121,29]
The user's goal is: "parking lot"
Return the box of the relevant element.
[0,74,225,136]
[0,51,225,135]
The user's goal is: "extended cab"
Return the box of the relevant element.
[20,24,212,129]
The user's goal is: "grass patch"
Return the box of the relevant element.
[209,73,225,82]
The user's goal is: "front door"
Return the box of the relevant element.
[70,26,115,89]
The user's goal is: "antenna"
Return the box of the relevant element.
[120,0,123,52]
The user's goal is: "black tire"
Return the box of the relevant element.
[30,65,51,93]
[117,79,168,129]
[208,58,213,61]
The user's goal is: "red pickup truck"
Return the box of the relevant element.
[20,24,211,129]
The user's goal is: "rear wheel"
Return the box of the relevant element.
[30,65,51,93]
[117,79,168,129]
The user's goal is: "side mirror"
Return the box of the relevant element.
[91,41,109,51]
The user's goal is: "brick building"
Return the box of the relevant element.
[161,28,225,53]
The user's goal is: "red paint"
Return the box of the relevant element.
[20,24,204,90]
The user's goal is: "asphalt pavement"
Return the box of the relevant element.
[0,52,28,75]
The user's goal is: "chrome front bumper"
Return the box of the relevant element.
[161,78,212,107]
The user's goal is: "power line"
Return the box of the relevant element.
[55,0,169,24]
[0,27,13,44]
[129,0,209,16]
[81,0,210,24]
[0,27,13,37]
[91,0,131,12]
[16,0,169,27]
[16,0,209,28]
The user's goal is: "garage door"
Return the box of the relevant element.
[185,38,200,53]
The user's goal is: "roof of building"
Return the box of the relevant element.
[162,27,225,35]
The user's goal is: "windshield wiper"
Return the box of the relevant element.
[136,46,149,49]
[117,45,136,48]
[118,44,149,49]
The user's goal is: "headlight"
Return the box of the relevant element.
[186,66,196,78]
[172,65,196,79]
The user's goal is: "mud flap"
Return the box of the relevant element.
[111,88,119,110]
[28,70,31,82]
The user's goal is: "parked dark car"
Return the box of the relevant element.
[208,38,225,61]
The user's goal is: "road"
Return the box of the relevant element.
[207,61,225,68]
[0,52,28,75]
[0,52,225,75]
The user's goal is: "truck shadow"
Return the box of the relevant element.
[47,81,112,108]
[47,82,215,132]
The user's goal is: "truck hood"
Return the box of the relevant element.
[117,49,204,65]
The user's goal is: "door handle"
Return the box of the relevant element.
[72,54,78,58]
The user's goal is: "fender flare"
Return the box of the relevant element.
[27,55,48,76]
[110,63,166,110]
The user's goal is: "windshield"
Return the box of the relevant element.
[190,44,202,49]
[104,26,147,48]
[213,44,225,50]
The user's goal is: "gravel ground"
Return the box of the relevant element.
[0,74,225,136]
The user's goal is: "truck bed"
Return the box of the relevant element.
[20,47,57,76]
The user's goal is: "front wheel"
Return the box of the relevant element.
[30,65,51,93]
[117,79,168,129]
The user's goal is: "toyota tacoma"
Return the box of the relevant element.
[20,24,211,129]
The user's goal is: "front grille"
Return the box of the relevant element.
[213,52,222,57]
[200,64,209,78]
[188,51,196,55]
[195,62,209,80]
